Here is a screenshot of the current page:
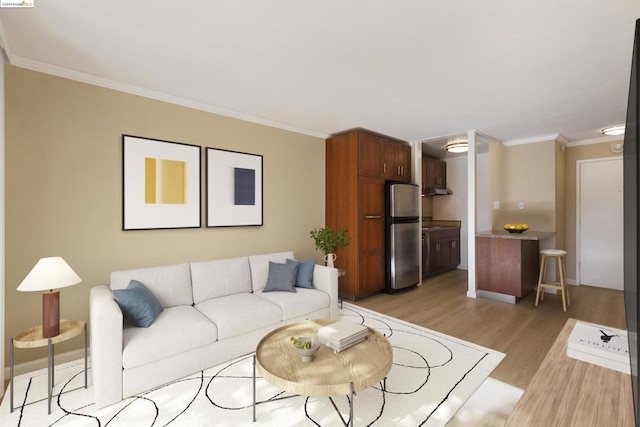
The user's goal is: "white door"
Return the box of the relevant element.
[578,158,623,290]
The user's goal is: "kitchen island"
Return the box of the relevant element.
[476,230,555,303]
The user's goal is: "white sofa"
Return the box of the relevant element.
[89,251,338,408]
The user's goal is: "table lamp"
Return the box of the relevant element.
[17,257,82,338]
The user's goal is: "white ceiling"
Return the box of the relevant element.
[0,1,638,145]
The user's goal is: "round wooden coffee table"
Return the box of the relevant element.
[253,319,392,425]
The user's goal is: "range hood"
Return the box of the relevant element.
[424,187,453,196]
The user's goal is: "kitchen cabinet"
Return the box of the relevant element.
[358,131,411,182]
[326,129,411,299]
[427,228,460,275]
[423,156,447,191]
[357,177,385,296]
[476,234,539,298]
[385,140,411,181]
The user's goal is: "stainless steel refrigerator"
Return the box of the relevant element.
[384,182,421,293]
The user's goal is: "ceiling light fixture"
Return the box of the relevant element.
[446,138,468,153]
[602,125,625,136]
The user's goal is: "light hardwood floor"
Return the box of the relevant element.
[351,269,627,390]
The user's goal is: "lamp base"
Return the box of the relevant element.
[42,290,60,338]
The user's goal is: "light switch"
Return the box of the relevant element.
[493,201,500,209]
[518,201,525,210]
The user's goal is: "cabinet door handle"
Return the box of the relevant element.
[383,163,387,173]
[364,215,382,219]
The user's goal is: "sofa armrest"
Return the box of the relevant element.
[90,285,124,408]
[312,265,339,319]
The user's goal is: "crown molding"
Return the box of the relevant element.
[472,129,502,145]
[567,134,625,147]
[5,51,626,147]
[7,54,330,140]
[503,133,567,147]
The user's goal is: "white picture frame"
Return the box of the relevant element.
[206,147,263,227]
[122,134,201,230]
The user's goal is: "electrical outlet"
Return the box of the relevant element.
[493,201,500,209]
[518,201,525,210]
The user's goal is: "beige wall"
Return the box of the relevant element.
[4,65,326,366]
[555,141,566,250]
[488,141,506,229]
[564,140,622,281]
[493,140,556,231]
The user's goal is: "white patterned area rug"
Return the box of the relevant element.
[0,303,505,426]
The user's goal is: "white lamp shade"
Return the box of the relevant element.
[17,257,82,292]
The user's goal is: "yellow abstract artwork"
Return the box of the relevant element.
[145,157,186,204]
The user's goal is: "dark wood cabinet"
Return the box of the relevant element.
[358,177,384,295]
[476,236,539,298]
[326,129,411,299]
[385,141,411,181]
[357,131,411,182]
[423,156,447,192]
[358,133,385,179]
[427,228,460,274]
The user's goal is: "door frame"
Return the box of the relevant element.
[575,156,623,287]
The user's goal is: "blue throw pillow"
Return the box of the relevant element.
[287,258,315,288]
[113,280,164,327]
[263,261,298,292]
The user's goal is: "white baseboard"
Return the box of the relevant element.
[4,348,89,379]
[478,290,516,304]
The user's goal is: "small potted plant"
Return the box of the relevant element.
[309,227,351,267]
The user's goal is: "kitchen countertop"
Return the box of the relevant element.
[476,230,555,240]
[422,219,461,231]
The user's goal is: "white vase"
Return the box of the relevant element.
[325,253,337,268]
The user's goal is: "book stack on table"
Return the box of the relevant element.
[318,320,368,353]
[566,320,631,374]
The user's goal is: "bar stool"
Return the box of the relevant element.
[535,249,570,311]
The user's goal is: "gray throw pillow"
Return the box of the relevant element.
[263,261,298,292]
[113,279,164,327]
[287,258,315,288]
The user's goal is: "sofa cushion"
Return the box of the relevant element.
[248,251,295,292]
[194,293,282,340]
[263,261,298,293]
[287,259,315,288]
[190,257,251,304]
[112,280,164,327]
[122,305,217,369]
[111,263,193,308]
[257,288,330,320]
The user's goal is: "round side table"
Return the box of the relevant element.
[10,319,88,414]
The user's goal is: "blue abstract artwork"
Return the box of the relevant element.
[234,167,255,205]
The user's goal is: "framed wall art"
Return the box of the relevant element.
[122,134,201,230]
[206,147,263,227]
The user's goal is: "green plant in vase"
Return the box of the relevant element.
[309,227,351,268]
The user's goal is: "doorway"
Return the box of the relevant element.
[577,157,623,290]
